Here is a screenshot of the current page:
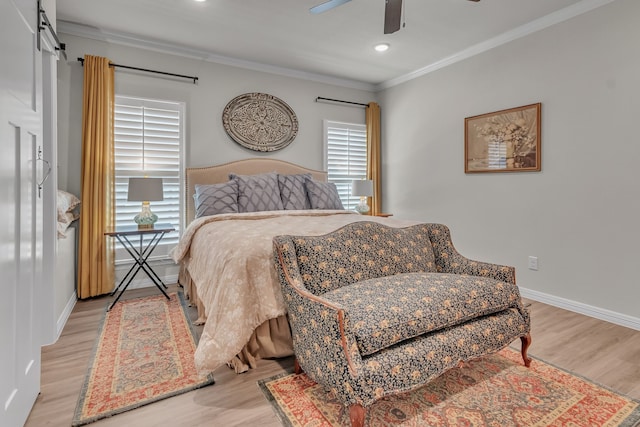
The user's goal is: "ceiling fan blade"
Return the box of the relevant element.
[310,0,352,14]
[384,0,403,34]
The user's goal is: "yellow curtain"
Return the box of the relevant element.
[366,102,381,216]
[77,55,115,299]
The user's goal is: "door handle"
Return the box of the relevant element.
[37,146,51,199]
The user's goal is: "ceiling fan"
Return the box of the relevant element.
[310,0,480,35]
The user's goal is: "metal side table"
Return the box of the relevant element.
[105,223,174,311]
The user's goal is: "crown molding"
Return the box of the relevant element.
[57,20,377,93]
[376,0,617,91]
[58,0,616,94]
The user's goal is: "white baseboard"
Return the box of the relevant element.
[519,287,640,331]
[51,272,178,344]
[56,291,77,341]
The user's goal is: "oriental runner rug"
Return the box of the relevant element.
[72,291,214,426]
[259,347,640,427]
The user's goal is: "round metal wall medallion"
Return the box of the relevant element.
[222,92,298,152]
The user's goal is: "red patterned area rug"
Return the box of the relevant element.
[259,347,640,427]
[72,291,214,426]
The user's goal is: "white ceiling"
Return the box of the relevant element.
[56,0,599,89]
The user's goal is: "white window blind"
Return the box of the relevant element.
[114,96,183,259]
[324,120,367,210]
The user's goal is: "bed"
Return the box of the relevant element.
[56,190,80,337]
[172,158,420,375]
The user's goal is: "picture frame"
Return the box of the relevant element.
[465,103,541,173]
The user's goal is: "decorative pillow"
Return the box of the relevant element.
[57,189,80,222]
[278,173,311,210]
[57,212,77,238]
[305,180,344,210]
[229,172,284,213]
[194,181,239,217]
[56,190,80,238]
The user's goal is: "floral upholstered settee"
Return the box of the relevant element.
[273,221,532,427]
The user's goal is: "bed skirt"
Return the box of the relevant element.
[178,264,294,373]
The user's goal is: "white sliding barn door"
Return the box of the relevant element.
[0,0,45,425]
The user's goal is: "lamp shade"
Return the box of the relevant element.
[351,179,373,197]
[127,177,164,202]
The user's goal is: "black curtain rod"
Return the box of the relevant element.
[316,97,368,107]
[77,57,199,84]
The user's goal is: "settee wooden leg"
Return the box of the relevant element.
[349,404,366,427]
[520,333,532,367]
[294,358,303,374]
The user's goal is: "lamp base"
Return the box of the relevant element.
[354,198,370,214]
[134,201,158,229]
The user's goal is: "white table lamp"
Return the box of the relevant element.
[128,177,163,228]
[351,179,373,214]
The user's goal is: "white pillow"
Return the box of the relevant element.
[57,190,81,222]
[57,190,80,238]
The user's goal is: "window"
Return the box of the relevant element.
[324,120,367,210]
[114,96,184,260]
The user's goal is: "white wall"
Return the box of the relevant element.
[56,33,376,289]
[379,0,639,325]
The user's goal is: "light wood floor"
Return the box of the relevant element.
[26,285,640,427]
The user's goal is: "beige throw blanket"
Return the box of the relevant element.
[171,210,419,376]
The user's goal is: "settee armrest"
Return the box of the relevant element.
[426,223,516,284]
[273,237,368,406]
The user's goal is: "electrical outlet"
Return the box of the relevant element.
[528,256,538,271]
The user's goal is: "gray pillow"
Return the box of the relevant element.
[229,172,284,213]
[278,173,311,210]
[194,181,239,217]
[305,180,344,210]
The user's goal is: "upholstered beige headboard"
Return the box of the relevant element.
[185,158,327,224]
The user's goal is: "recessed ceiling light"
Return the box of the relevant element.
[194,0,206,2]
[374,43,390,52]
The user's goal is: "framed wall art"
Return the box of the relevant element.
[222,92,298,152]
[465,103,541,173]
